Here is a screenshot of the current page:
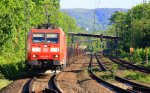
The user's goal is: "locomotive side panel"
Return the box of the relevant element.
[57,29,66,66]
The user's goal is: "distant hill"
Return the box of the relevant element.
[61,8,128,31]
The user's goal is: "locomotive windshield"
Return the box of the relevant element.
[33,34,45,43]
[46,33,58,43]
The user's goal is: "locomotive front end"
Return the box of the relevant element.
[27,28,66,69]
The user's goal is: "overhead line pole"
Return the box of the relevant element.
[94,0,96,31]
[143,0,146,4]
[143,0,148,65]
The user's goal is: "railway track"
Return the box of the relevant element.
[108,57,150,74]
[95,54,150,93]
[28,73,62,93]
[27,55,84,93]
[88,54,136,93]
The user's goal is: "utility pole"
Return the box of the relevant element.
[45,9,51,25]
[71,35,74,43]
[146,47,149,65]
[94,0,96,31]
[143,0,148,65]
[143,0,146,4]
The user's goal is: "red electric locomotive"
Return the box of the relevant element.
[27,25,67,70]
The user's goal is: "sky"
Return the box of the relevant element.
[60,0,148,9]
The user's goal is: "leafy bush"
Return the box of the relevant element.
[0,72,5,79]
[126,72,145,79]
[0,79,11,89]
[99,71,114,80]
[131,48,150,65]
[119,48,150,68]
[124,70,150,84]
[0,61,25,80]
[92,67,100,72]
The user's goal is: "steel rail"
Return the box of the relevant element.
[53,73,63,93]
[95,54,150,93]
[109,57,150,74]
[28,77,36,93]
[28,73,62,93]
[114,57,150,73]
[88,54,134,93]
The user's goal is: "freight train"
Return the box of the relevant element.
[27,24,67,70]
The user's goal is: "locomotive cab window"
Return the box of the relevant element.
[46,34,59,43]
[33,33,45,43]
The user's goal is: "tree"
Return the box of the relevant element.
[108,3,150,52]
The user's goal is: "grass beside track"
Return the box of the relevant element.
[99,57,150,84]
[116,70,150,84]
[92,68,114,82]
[0,79,11,89]
[93,67,150,86]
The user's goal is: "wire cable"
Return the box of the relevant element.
[97,0,102,8]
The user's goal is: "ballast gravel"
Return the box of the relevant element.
[57,56,114,93]
[0,79,29,93]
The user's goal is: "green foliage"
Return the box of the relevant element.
[0,72,5,79]
[131,48,150,64]
[92,67,100,72]
[124,70,150,84]
[109,3,150,50]
[99,71,114,80]
[0,62,25,79]
[119,48,150,66]
[106,3,150,67]
[0,0,78,79]
[0,79,11,89]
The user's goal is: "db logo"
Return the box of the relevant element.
[43,48,48,52]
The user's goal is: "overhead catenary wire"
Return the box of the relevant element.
[143,0,147,4]
[97,0,101,8]
[94,0,102,31]
[94,0,96,31]
[130,0,134,49]
[142,0,149,64]
[94,0,105,49]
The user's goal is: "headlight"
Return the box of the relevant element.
[55,55,59,58]
[44,45,48,47]
[33,55,36,57]
[53,55,59,59]
[32,47,41,52]
[32,55,38,58]
[50,48,59,52]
